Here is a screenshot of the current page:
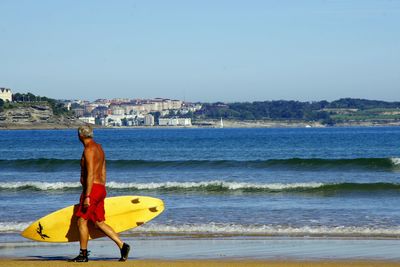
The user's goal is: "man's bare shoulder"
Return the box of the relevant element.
[84,143,104,156]
[83,143,97,156]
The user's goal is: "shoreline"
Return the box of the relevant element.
[2,237,400,262]
[1,121,400,130]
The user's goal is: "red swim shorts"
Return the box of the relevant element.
[76,183,107,223]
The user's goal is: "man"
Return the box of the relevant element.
[69,125,130,262]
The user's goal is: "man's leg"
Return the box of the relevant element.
[95,221,123,248]
[95,221,130,261]
[69,217,90,262]
[78,217,89,249]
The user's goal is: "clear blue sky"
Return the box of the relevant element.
[1,0,399,102]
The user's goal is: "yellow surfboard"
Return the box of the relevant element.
[21,196,164,242]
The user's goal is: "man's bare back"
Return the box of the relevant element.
[80,140,106,189]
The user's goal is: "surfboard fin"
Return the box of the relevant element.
[131,198,140,204]
[149,207,158,212]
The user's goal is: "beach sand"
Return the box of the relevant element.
[2,237,400,266]
[2,259,400,267]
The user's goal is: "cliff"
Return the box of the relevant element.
[0,105,85,129]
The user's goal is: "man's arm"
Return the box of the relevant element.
[83,147,96,206]
[80,155,85,184]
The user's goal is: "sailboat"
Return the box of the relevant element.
[220,117,224,128]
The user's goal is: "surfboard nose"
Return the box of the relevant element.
[21,224,36,241]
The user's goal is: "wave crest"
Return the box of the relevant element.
[0,157,399,172]
[136,223,400,237]
[3,222,400,238]
[1,181,400,194]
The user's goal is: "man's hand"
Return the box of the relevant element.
[84,196,90,207]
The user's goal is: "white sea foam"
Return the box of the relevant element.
[0,181,80,190]
[390,157,400,166]
[2,221,400,237]
[0,222,30,233]
[107,181,325,190]
[0,181,325,191]
[134,223,400,237]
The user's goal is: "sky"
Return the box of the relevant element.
[0,0,399,102]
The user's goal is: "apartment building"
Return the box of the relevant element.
[158,117,192,126]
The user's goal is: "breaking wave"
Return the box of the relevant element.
[134,223,400,238]
[0,157,399,172]
[3,222,400,238]
[1,181,400,194]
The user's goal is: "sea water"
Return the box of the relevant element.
[1,127,400,241]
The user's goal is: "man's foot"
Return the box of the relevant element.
[68,249,89,262]
[119,243,130,261]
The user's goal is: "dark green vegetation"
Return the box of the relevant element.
[195,98,400,125]
[8,92,70,116]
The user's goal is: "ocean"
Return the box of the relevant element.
[1,127,400,242]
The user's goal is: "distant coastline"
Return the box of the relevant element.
[2,97,400,130]
[1,119,400,130]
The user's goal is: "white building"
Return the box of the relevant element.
[121,104,142,115]
[141,103,155,113]
[100,114,141,127]
[110,106,125,115]
[144,114,155,126]
[0,88,12,102]
[171,100,183,109]
[158,117,192,126]
[101,114,124,126]
[79,116,96,125]
[161,99,172,110]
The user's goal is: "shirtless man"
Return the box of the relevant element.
[69,125,130,262]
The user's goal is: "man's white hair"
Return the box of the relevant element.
[78,125,94,138]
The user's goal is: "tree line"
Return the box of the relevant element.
[8,92,70,116]
[194,98,400,125]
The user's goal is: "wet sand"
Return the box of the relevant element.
[2,237,400,266]
[2,259,400,267]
